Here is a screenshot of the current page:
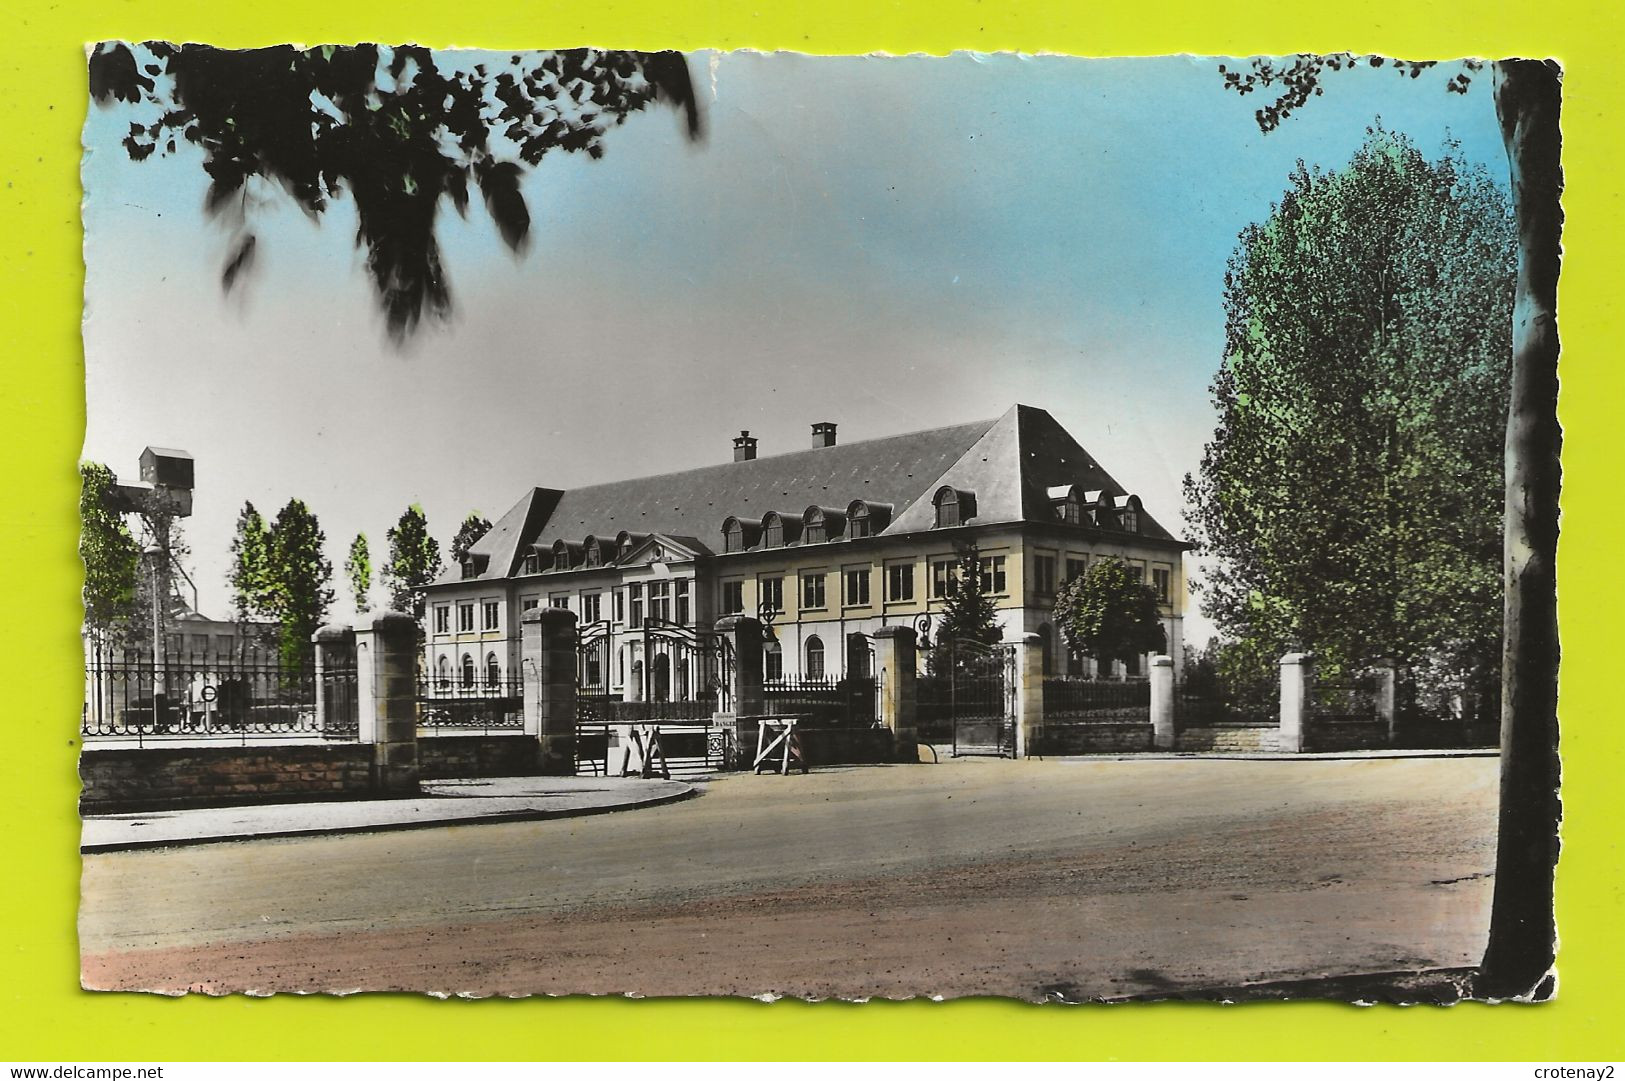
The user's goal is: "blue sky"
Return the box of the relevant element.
[81,51,1507,642]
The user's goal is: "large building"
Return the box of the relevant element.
[421,404,1188,701]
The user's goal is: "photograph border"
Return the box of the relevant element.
[3,0,1621,1061]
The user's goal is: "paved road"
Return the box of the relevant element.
[80,756,1498,1000]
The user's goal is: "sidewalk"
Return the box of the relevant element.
[80,775,696,853]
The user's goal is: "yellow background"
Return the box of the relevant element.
[3,0,1620,1062]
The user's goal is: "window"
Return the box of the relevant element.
[979,555,1007,594]
[843,567,871,606]
[764,645,783,682]
[804,511,827,544]
[629,582,644,628]
[436,654,451,690]
[460,653,474,687]
[461,559,477,580]
[457,603,475,632]
[485,652,500,686]
[759,576,783,615]
[1152,567,1171,605]
[800,572,826,610]
[1120,508,1140,533]
[581,591,602,624]
[764,515,784,548]
[1059,495,1081,526]
[522,552,540,575]
[931,559,958,599]
[723,520,744,553]
[552,545,571,572]
[721,580,744,615]
[583,540,601,568]
[521,596,540,613]
[1034,553,1057,595]
[649,580,671,623]
[482,600,500,630]
[433,605,450,634]
[614,589,625,623]
[549,594,570,610]
[934,488,960,528]
[1065,557,1087,585]
[674,579,690,625]
[886,563,914,602]
[849,505,870,537]
[806,636,825,681]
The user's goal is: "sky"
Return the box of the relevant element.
[80,50,1508,645]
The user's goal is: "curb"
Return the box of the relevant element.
[80,783,698,854]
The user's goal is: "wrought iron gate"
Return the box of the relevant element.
[918,638,1015,757]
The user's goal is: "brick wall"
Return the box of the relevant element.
[1305,718,1389,752]
[418,734,542,779]
[1037,721,1152,754]
[80,744,376,813]
[1177,725,1282,753]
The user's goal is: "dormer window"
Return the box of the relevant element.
[461,558,478,580]
[583,537,603,568]
[553,546,570,572]
[1116,495,1143,534]
[850,504,870,537]
[933,487,974,529]
[764,514,784,548]
[804,513,826,544]
[1048,484,1083,526]
[724,520,744,553]
[522,551,540,575]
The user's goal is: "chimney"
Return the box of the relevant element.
[811,421,838,449]
[733,430,758,462]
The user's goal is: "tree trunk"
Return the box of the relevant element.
[1478,58,1563,1000]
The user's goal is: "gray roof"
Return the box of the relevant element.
[443,405,1179,584]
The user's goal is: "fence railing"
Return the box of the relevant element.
[763,677,878,727]
[417,676,524,733]
[1041,676,1149,719]
[82,649,351,744]
[1312,674,1383,723]
[576,696,720,724]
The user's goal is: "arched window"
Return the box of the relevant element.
[933,487,973,528]
[1117,496,1143,534]
[583,537,603,568]
[849,502,870,537]
[722,518,744,553]
[552,541,572,571]
[522,550,541,575]
[846,633,871,679]
[460,653,474,688]
[763,513,784,548]
[485,652,500,687]
[806,636,825,681]
[804,507,827,544]
[436,654,451,690]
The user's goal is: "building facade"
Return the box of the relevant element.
[420,405,1188,701]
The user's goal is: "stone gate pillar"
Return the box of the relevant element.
[310,622,355,736]
[353,610,419,794]
[1006,631,1044,758]
[715,615,765,719]
[1374,658,1400,745]
[1279,652,1314,754]
[872,625,918,762]
[1149,654,1176,750]
[523,607,579,775]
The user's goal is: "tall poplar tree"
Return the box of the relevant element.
[79,462,141,651]
[382,504,442,623]
[345,532,373,615]
[263,498,335,668]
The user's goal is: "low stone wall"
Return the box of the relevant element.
[1176,725,1282,753]
[1305,718,1389,752]
[80,743,377,813]
[1037,720,1152,755]
[730,719,896,768]
[417,734,542,779]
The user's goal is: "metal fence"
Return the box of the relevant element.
[1042,677,1149,719]
[1312,673,1382,723]
[418,674,525,733]
[82,648,352,744]
[576,696,720,724]
[763,677,878,727]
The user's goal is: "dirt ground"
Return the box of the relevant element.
[80,755,1498,1000]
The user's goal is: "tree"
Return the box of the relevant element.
[928,545,1002,673]
[1183,130,1513,705]
[450,512,493,567]
[382,504,442,623]
[87,43,701,340]
[79,462,141,649]
[345,532,373,615]
[1053,557,1166,674]
[263,499,335,669]
[1219,55,1562,998]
